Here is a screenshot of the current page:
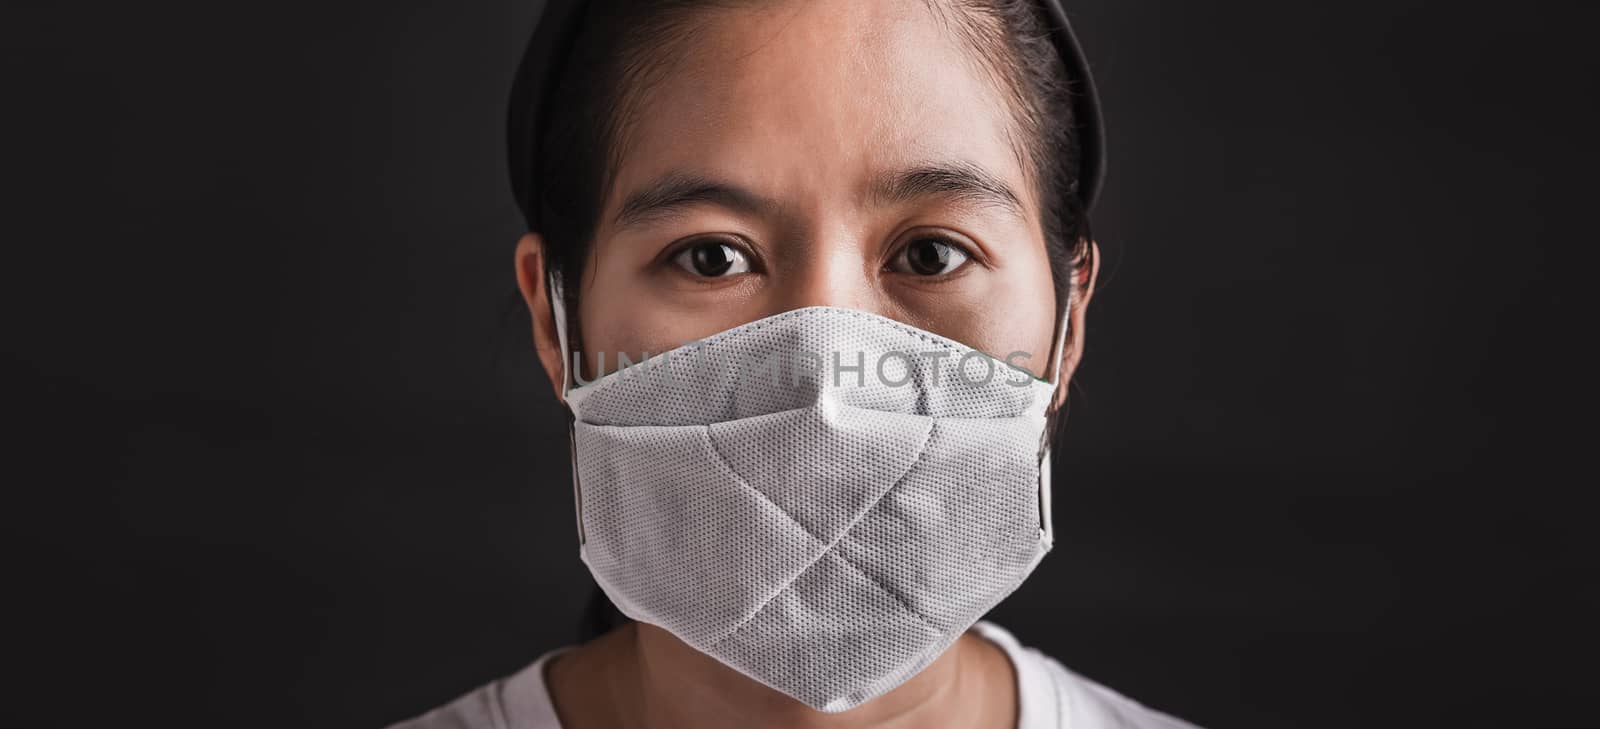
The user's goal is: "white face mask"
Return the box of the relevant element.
[551,292,1065,713]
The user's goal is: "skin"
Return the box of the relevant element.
[513,1,1100,726]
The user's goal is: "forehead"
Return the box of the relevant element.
[605,0,1032,219]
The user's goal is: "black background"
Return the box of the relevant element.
[3,0,1596,727]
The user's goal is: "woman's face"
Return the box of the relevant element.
[521,0,1092,392]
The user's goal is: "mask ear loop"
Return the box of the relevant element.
[1037,294,1072,545]
[548,271,574,402]
[548,271,586,545]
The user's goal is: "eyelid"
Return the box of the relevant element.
[657,233,765,274]
[886,227,992,271]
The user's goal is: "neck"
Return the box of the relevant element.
[598,622,1014,729]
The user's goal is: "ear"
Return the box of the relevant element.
[514,233,568,404]
[1053,241,1101,410]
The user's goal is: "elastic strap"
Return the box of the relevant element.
[548,271,573,401]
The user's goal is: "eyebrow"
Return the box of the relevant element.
[613,172,777,229]
[611,161,1025,229]
[868,162,1026,220]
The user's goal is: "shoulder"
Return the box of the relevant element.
[383,649,569,729]
[973,621,1204,729]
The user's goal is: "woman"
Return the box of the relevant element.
[394,0,1199,726]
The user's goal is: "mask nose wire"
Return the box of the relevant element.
[551,271,1077,397]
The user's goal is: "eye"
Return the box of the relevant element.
[671,239,752,278]
[889,235,972,276]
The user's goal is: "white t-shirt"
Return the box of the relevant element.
[386,621,1200,729]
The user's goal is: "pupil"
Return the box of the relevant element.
[692,243,734,276]
[908,240,950,275]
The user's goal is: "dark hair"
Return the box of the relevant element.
[528,0,1094,642]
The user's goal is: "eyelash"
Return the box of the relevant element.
[663,235,761,277]
[658,229,987,279]
[885,231,985,278]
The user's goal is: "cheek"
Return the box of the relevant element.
[574,253,757,378]
[573,286,677,379]
[919,258,1059,378]
[1000,278,1060,380]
